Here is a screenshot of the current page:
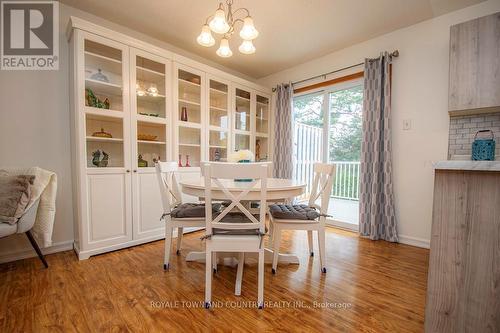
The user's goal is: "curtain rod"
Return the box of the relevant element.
[272,50,399,92]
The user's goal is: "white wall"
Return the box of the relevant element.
[0,3,255,262]
[258,0,500,248]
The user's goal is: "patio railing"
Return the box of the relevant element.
[331,161,360,201]
[293,122,360,201]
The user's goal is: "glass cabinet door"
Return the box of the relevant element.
[177,68,203,167]
[208,79,230,161]
[84,37,126,168]
[255,94,270,161]
[234,88,251,151]
[132,52,168,168]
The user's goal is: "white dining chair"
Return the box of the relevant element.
[202,162,268,309]
[268,163,335,274]
[156,161,209,270]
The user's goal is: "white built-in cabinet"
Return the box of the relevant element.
[68,17,272,259]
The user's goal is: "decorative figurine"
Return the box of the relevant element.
[185,155,191,167]
[181,106,188,121]
[92,128,112,138]
[178,154,183,167]
[85,88,110,109]
[152,154,160,164]
[90,68,109,83]
[255,139,261,161]
[138,154,148,168]
[92,150,109,167]
[214,149,221,162]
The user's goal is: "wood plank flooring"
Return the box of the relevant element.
[0,228,429,332]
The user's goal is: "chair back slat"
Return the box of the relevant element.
[155,161,182,214]
[308,163,336,217]
[203,162,268,235]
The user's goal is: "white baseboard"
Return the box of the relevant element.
[326,221,430,249]
[0,240,74,264]
[0,228,204,264]
[398,234,430,249]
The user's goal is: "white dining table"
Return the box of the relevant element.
[179,177,306,265]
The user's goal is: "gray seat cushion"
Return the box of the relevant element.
[213,212,266,236]
[171,203,221,218]
[269,204,320,220]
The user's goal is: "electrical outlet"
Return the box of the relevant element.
[403,119,412,130]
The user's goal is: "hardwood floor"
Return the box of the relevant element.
[0,228,429,332]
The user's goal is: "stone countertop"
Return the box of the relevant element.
[434,161,500,172]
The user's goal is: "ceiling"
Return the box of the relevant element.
[59,0,485,79]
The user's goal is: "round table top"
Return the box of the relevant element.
[180,178,306,191]
[179,178,306,201]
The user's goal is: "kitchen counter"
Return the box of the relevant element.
[433,160,500,172]
[426,162,500,332]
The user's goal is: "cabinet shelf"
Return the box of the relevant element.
[234,130,251,135]
[236,95,250,101]
[179,99,200,106]
[179,143,201,147]
[85,106,123,119]
[210,106,227,112]
[85,51,121,64]
[178,121,201,129]
[209,125,229,131]
[178,78,200,87]
[85,51,122,75]
[137,94,165,104]
[138,140,166,145]
[210,88,227,95]
[136,113,166,124]
[235,111,250,117]
[85,78,122,96]
[209,145,227,149]
[137,65,164,77]
[86,136,123,143]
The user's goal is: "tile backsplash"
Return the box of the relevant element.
[448,112,500,159]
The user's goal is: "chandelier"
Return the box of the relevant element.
[197,0,259,57]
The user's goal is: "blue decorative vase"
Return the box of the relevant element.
[235,160,252,182]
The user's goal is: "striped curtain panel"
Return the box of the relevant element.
[273,83,293,179]
[359,52,398,242]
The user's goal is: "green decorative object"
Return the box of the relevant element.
[138,154,148,168]
[86,88,110,109]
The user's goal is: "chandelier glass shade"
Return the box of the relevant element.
[197,24,215,47]
[238,40,255,55]
[216,38,233,57]
[197,0,258,57]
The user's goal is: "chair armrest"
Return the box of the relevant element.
[17,199,40,233]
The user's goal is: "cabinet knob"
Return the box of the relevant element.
[126,169,130,173]
[133,170,137,173]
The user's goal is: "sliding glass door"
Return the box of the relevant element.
[292,79,363,229]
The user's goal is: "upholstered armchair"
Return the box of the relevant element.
[0,199,48,268]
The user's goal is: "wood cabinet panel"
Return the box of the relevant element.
[425,170,500,332]
[449,12,500,113]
